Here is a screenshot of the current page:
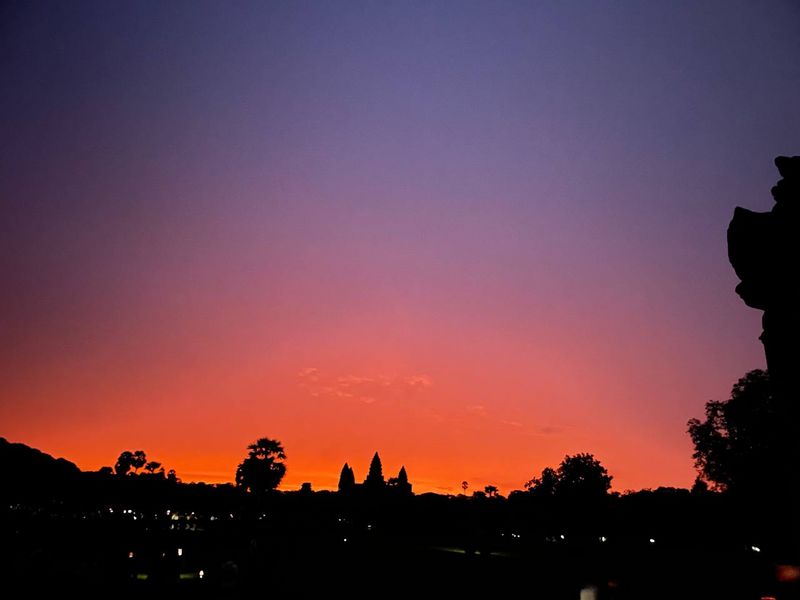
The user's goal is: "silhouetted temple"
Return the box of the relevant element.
[337,452,412,495]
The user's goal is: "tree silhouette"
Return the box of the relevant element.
[131,450,147,474]
[114,450,148,476]
[461,480,469,494]
[338,462,355,492]
[526,454,612,499]
[484,485,499,497]
[556,453,612,499]
[688,369,780,493]
[235,437,286,495]
[144,461,163,475]
[114,451,134,476]
[364,452,385,490]
[524,466,558,497]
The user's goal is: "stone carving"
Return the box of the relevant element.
[728,156,800,402]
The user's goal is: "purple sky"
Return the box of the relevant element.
[2,1,799,491]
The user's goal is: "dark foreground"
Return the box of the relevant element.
[3,507,797,599]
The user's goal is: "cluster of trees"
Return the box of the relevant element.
[108,449,177,482]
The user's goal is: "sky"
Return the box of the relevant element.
[2,1,799,494]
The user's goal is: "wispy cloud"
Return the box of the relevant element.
[297,368,434,404]
[296,367,320,383]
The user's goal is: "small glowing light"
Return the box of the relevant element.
[560,534,565,540]
[343,538,347,542]
[133,515,137,521]
[751,545,761,553]
[649,538,655,544]
[599,536,607,543]
[199,570,204,579]
[128,551,135,559]
[166,510,170,516]
[177,548,183,557]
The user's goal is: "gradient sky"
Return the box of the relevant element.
[2,1,799,494]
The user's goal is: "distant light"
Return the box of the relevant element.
[177,548,183,557]
[560,534,565,540]
[166,510,170,516]
[775,565,800,583]
[128,552,135,559]
[649,538,655,544]
[133,515,137,521]
[599,536,607,543]
[199,570,204,579]
[751,545,761,553]
[343,538,347,543]
[109,508,114,514]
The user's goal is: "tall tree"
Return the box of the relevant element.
[688,369,780,493]
[235,437,287,495]
[364,452,385,489]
